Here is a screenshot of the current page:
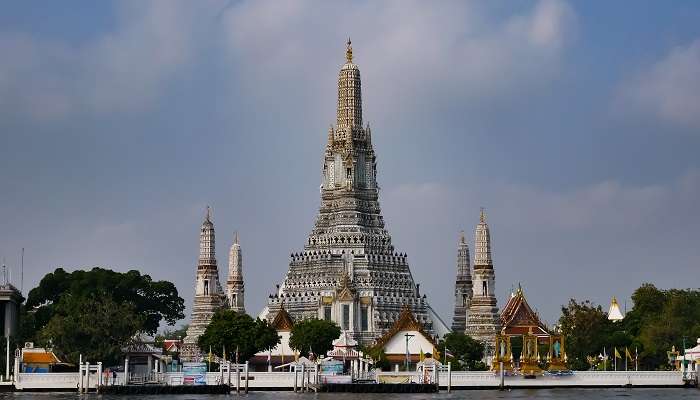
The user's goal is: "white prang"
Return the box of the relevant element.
[226,232,245,314]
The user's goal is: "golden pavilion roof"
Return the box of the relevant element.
[499,285,549,337]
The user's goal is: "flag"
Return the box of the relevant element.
[614,347,621,359]
[625,347,633,361]
[223,345,227,362]
[419,349,424,362]
[444,347,454,358]
[208,346,213,363]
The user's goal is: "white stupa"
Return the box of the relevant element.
[607,296,624,322]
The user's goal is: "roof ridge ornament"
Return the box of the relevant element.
[346,38,353,63]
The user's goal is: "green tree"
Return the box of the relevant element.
[558,299,614,370]
[439,332,486,371]
[197,310,279,362]
[558,284,700,371]
[25,267,185,340]
[289,319,341,357]
[39,295,144,365]
[630,286,700,369]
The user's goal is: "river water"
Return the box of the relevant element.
[0,389,697,399]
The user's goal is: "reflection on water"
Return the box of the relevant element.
[0,389,698,399]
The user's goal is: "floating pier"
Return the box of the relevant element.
[319,383,437,393]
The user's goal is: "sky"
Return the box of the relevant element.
[1,0,699,330]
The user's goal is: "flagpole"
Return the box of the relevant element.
[635,347,638,371]
[603,347,607,371]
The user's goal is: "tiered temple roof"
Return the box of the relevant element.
[499,285,549,337]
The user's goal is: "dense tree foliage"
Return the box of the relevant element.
[560,284,700,370]
[439,332,486,371]
[626,284,700,369]
[24,267,185,341]
[40,295,144,365]
[197,310,279,362]
[289,319,341,357]
[559,299,617,370]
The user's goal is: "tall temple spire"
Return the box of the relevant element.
[452,230,473,332]
[183,206,224,361]
[265,40,451,344]
[466,209,499,354]
[227,231,245,314]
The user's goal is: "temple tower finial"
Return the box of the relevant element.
[199,206,216,265]
[346,38,353,63]
[337,39,362,128]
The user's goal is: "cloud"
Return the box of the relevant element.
[0,0,576,126]
[0,1,223,120]
[218,0,577,129]
[382,169,700,324]
[617,38,700,129]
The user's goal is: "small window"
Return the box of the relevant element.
[324,306,332,321]
[204,280,210,296]
[482,281,487,297]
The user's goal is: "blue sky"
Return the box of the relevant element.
[1,0,699,329]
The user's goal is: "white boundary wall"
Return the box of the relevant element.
[12,370,686,390]
[443,371,684,388]
[15,372,85,390]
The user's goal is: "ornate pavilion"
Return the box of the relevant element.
[493,286,567,374]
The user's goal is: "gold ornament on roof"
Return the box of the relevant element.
[346,38,353,63]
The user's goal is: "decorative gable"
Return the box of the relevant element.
[271,306,294,332]
[500,286,549,336]
[372,305,437,350]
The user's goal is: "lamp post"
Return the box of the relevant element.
[404,334,415,371]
